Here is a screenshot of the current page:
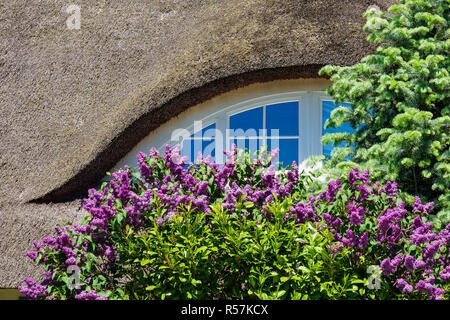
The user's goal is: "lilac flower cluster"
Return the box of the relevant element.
[20,145,449,300]
[19,145,299,299]
[18,277,48,300]
[282,167,449,299]
[19,222,96,299]
[74,290,108,300]
[348,171,447,299]
[380,254,404,275]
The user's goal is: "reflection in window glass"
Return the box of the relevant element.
[192,123,216,138]
[268,138,298,167]
[266,102,299,136]
[231,138,261,158]
[322,101,355,158]
[182,123,216,163]
[229,107,263,137]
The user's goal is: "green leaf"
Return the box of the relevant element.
[244,201,255,209]
[140,259,151,266]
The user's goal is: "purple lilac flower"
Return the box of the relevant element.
[376,202,407,245]
[289,202,316,224]
[74,290,107,300]
[111,168,132,203]
[270,148,280,164]
[18,277,48,300]
[423,269,435,277]
[64,257,76,267]
[422,241,442,262]
[413,260,427,270]
[342,229,358,247]
[438,227,450,245]
[371,182,381,195]
[169,144,188,165]
[410,221,437,246]
[287,161,299,182]
[358,232,368,248]
[381,181,397,197]
[26,251,38,261]
[262,164,276,187]
[348,167,370,186]
[380,254,403,275]
[415,280,445,300]
[439,266,450,282]
[396,278,413,293]
[347,204,365,226]
[224,144,237,164]
[404,255,416,271]
[355,184,370,201]
[322,213,343,229]
[137,152,152,178]
[412,196,434,214]
[318,178,341,202]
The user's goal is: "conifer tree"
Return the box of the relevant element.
[319,0,449,223]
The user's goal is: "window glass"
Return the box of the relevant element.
[192,123,216,138]
[229,103,300,166]
[231,138,261,157]
[268,138,298,167]
[182,123,216,162]
[177,97,355,167]
[115,91,359,179]
[182,139,217,163]
[266,102,299,136]
[229,107,263,137]
[322,101,355,157]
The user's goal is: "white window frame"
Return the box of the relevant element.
[159,91,335,165]
[109,79,342,175]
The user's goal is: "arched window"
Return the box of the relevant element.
[111,80,353,172]
[175,93,352,167]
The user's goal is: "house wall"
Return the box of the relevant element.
[0,289,23,300]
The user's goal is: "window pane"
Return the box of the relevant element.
[202,139,216,160]
[268,138,298,168]
[179,123,218,163]
[322,101,355,157]
[230,138,261,157]
[182,139,216,163]
[229,107,263,137]
[266,101,299,136]
[181,138,194,162]
[192,123,216,138]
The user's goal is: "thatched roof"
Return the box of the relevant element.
[0,0,395,288]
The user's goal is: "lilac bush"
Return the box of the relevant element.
[19,145,449,300]
[301,168,449,300]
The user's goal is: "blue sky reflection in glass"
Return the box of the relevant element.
[267,138,298,168]
[231,138,261,158]
[229,103,300,167]
[229,107,263,137]
[181,123,216,163]
[266,102,299,136]
[322,101,355,158]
